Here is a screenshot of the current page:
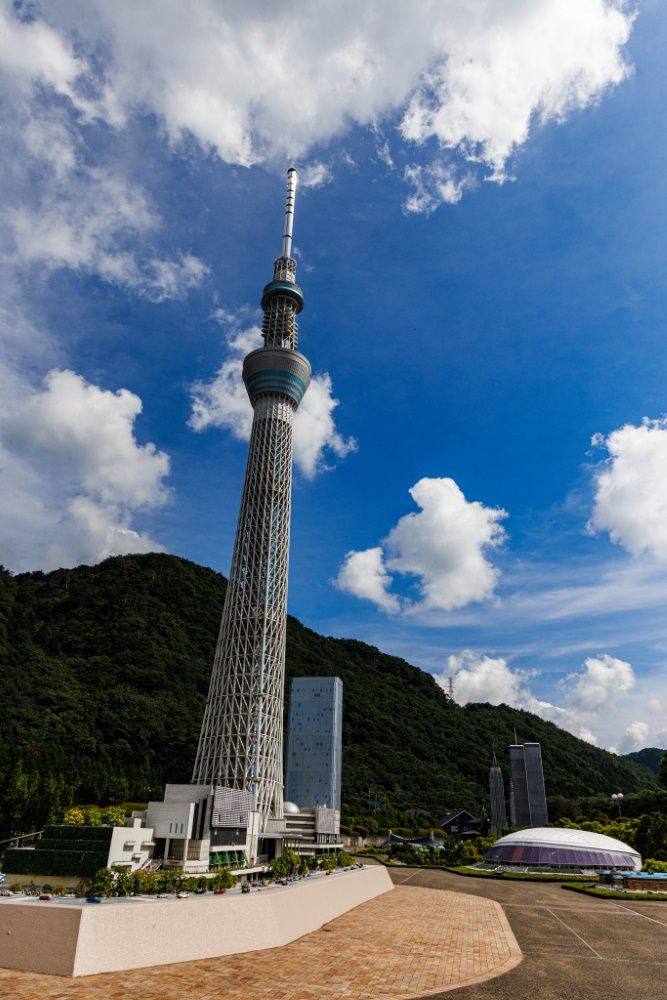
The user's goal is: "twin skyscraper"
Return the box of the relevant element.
[489,741,548,837]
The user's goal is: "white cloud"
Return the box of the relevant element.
[590,418,667,561]
[335,547,399,613]
[444,650,529,706]
[300,162,333,188]
[7,156,209,300]
[189,314,356,478]
[0,2,85,106]
[393,478,507,611]
[620,720,650,753]
[292,373,357,478]
[336,477,507,613]
[0,367,169,570]
[438,649,637,748]
[400,0,632,183]
[189,324,263,442]
[403,162,473,214]
[563,653,635,711]
[0,4,207,301]
[10,0,634,206]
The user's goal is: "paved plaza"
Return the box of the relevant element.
[0,883,518,999]
[390,867,667,999]
[3,866,667,999]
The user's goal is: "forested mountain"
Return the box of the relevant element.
[624,748,666,775]
[0,553,657,834]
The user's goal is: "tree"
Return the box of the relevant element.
[211,868,234,889]
[90,868,115,897]
[85,806,102,826]
[659,753,667,790]
[636,813,667,859]
[102,806,126,827]
[270,849,301,878]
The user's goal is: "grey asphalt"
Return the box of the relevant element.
[388,867,667,1000]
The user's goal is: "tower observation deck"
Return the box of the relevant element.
[192,169,311,828]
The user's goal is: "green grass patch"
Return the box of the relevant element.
[562,882,667,901]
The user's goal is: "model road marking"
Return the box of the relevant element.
[612,904,667,929]
[396,870,422,885]
[545,907,604,959]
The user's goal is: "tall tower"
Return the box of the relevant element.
[192,169,311,829]
[509,742,548,828]
[489,751,507,838]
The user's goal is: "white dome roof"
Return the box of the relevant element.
[493,827,638,856]
[283,801,300,814]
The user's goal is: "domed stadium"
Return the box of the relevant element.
[484,827,641,872]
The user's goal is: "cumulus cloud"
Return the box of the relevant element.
[385,479,507,611]
[5,0,634,211]
[563,653,635,712]
[0,4,207,300]
[338,478,507,612]
[335,547,399,613]
[620,720,650,753]
[188,313,356,478]
[444,650,529,706]
[590,418,667,561]
[0,367,169,570]
[438,649,637,747]
[338,478,507,613]
[400,0,632,183]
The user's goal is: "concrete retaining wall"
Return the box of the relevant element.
[0,866,393,977]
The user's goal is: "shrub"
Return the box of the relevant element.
[63,807,85,826]
[211,868,234,889]
[644,859,667,873]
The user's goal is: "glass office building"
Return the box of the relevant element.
[285,677,342,810]
[509,742,548,828]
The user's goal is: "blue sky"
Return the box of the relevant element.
[1,0,666,754]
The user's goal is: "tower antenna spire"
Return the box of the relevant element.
[282,167,298,258]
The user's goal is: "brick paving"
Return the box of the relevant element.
[0,885,520,1000]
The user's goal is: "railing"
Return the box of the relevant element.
[0,830,43,849]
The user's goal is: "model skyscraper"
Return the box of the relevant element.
[509,742,548,828]
[193,168,311,828]
[489,751,507,838]
[286,677,343,810]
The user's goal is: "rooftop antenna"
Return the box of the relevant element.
[514,728,518,745]
[282,167,298,259]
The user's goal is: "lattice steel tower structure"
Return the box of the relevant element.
[192,169,311,829]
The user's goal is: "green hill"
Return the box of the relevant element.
[0,553,657,834]
[624,748,666,775]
